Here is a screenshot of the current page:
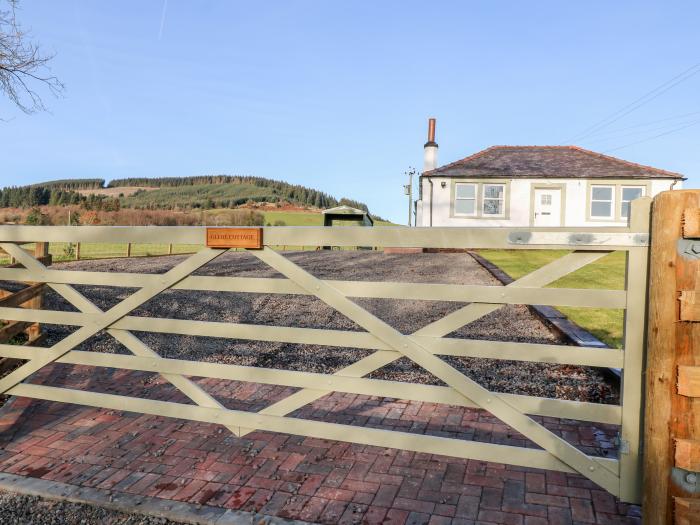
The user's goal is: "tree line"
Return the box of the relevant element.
[108,176,369,211]
[32,178,105,190]
[2,176,371,214]
[0,185,118,210]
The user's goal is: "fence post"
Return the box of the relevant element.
[126,243,132,257]
[643,190,700,524]
[76,242,81,260]
[168,243,173,255]
[26,242,50,343]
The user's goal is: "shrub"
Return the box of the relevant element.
[25,208,51,225]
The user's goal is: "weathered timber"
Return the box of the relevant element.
[683,208,700,238]
[644,190,700,525]
[680,291,700,322]
[674,438,700,472]
[678,366,700,397]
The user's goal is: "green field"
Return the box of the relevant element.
[477,250,626,348]
[262,211,324,226]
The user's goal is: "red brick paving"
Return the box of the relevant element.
[0,363,642,524]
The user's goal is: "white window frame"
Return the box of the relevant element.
[590,185,615,219]
[454,183,477,217]
[482,183,506,217]
[620,185,645,219]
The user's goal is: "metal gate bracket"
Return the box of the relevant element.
[678,239,700,260]
[619,439,630,455]
[671,467,700,494]
[507,232,649,247]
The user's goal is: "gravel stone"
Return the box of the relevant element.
[39,251,616,404]
[0,491,184,524]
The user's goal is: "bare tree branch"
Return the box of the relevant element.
[0,0,64,114]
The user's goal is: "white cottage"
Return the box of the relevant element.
[415,120,684,228]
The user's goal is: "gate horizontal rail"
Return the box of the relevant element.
[0,198,651,503]
[0,344,622,424]
[0,224,648,249]
[0,312,625,368]
[9,382,619,475]
[0,268,627,307]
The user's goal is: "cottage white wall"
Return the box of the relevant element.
[416,177,680,227]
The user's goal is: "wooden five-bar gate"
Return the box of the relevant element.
[0,194,694,522]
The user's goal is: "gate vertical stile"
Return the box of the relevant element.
[619,197,652,503]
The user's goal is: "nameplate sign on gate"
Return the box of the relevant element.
[206,228,263,249]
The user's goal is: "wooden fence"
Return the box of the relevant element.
[0,242,50,375]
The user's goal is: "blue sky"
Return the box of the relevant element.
[2,1,699,222]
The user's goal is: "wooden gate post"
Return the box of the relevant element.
[644,190,700,524]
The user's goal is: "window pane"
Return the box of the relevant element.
[483,185,504,199]
[621,202,630,218]
[592,186,612,200]
[591,201,612,217]
[455,199,475,215]
[483,199,503,215]
[622,187,643,201]
[455,184,475,199]
[541,195,552,205]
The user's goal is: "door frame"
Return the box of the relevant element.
[530,184,566,227]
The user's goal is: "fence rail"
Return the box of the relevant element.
[0,199,652,503]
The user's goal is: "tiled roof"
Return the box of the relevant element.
[424,146,684,179]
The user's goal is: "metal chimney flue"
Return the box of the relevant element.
[427,118,436,143]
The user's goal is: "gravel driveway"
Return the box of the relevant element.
[40,251,616,404]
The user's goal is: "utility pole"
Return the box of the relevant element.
[404,167,415,227]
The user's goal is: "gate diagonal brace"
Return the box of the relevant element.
[249,247,619,494]
[242,251,608,436]
[0,244,243,434]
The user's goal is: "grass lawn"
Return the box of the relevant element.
[263,211,324,226]
[477,249,627,348]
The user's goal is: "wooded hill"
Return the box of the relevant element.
[0,185,86,208]
[2,176,370,213]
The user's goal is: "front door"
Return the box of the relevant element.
[533,188,562,227]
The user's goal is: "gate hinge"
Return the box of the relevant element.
[619,439,630,455]
[614,434,630,455]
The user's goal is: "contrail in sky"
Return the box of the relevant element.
[158,0,168,40]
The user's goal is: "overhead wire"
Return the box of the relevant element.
[577,110,700,142]
[581,115,700,146]
[602,118,700,153]
[562,63,700,144]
